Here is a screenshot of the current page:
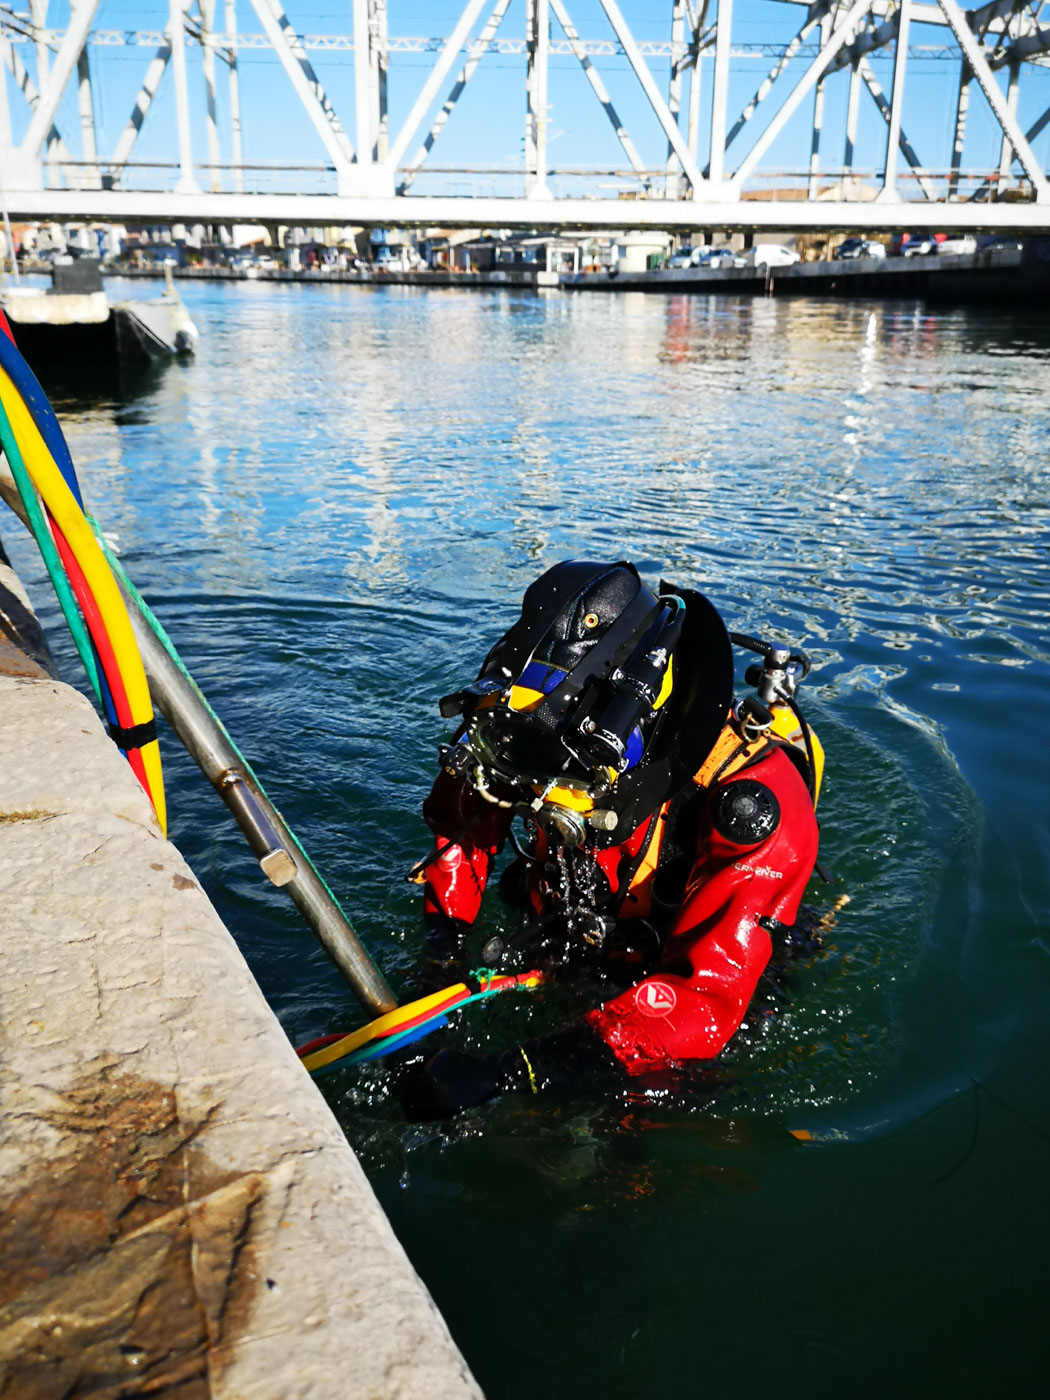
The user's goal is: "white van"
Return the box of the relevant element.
[748,244,800,270]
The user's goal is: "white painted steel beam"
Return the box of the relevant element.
[385,0,488,173]
[370,0,389,162]
[225,0,243,191]
[28,0,56,185]
[352,0,373,172]
[247,0,355,182]
[108,41,171,178]
[399,0,510,194]
[19,0,99,164]
[949,59,971,195]
[970,96,1050,197]
[535,0,551,198]
[73,48,99,188]
[717,7,825,170]
[844,57,861,168]
[3,1,1049,216]
[808,10,832,198]
[935,0,1050,199]
[169,0,199,194]
[9,188,1050,232]
[988,28,1050,69]
[708,0,733,186]
[200,0,221,192]
[997,59,1020,184]
[879,0,911,199]
[3,37,76,174]
[550,0,648,184]
[729,0,874,191]
[830,9,899,72]
[0,32,13,175]
[598,0,707,194]
[666,0,685,199]
[686,1,711,170]
[859,56,937,198]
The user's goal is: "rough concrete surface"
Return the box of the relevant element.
[0,569,482,1399]
[0,550,57,682]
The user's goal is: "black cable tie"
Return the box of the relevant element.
[108,718,158,751]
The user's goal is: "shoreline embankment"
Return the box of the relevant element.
[0,536,482,1398]
[101,246,1048,304]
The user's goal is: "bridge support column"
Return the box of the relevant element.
[686,3,706,185]
[370,0,389,163]
[808,11,832,199]
[844,59,861,173]
[170,0,200,194]
[29,0,57,190]
[997,61,1020,194]
[226,0,244,191]
[666,0,685,200]
[708,0,733,193]
[526,0,552,199]
[878,0,911,201]
[76,48,99,189]
[201,0,222,192]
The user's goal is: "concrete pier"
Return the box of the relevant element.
[0,542,482,1399]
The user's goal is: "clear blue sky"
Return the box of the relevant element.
[10,1,1050,197]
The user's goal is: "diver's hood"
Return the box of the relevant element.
[440,560,735,842]
[479,560,654,688]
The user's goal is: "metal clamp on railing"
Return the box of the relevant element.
[217,770,298,887]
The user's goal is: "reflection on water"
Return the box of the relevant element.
[6,282,1050,1398]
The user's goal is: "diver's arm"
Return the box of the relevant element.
[586,749,819,1071]
[419,768,511,983]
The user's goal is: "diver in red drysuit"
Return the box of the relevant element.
[403,560,821,1117]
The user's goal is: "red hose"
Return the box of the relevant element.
[49,511,152,801]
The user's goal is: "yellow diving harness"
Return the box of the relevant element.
[617,683,825,920]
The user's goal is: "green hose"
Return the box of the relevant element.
[86,515,355,920]
[0,401,102,701]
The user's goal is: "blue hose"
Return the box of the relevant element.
[0,328,84,506]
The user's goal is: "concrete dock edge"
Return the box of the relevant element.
[0,548,483,1400]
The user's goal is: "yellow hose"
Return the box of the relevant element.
[300,982,474,1072]
[0,369,167,834]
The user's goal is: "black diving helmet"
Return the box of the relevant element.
[438,561,686,845]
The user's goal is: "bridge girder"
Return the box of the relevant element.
[2,0,1049,226]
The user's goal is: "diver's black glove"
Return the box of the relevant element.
[421,913,473,992]
[399,1025,627,1120]
[399,1048,513,1119]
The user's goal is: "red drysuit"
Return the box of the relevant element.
[422,741,819,1074]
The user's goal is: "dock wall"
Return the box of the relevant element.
[96,247,1049,303]
[105,264,557,290]
[0,541,482,1399]
[564,246,1044,302]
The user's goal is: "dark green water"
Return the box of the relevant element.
[8,281,1049,1396]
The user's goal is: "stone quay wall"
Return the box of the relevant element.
[0,540,482,1400]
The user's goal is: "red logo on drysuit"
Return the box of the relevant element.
[635,980,677,1017]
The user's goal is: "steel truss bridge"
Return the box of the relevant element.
[2,0,1050,233]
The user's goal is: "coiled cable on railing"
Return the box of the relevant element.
[0,337,165,830]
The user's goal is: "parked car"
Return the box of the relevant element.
[749,244,800,269]
[668,246,700,268]
[901,235,940,257]
[702,247,747,269]
[935,235,977,256]
[833,237,886,260]
[979,235,1023,253]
